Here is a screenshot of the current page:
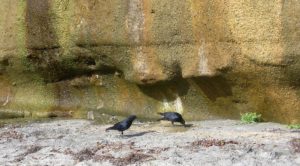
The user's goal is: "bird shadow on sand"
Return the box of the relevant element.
[165,124,193,128]
[184,124,193,127]
[123,131,156,138]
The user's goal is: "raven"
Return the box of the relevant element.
[106,115,137,135]
[158,112,186,126]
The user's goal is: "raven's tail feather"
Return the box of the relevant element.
[105,126,114,131]
[157,117,166,121]
[157,112,165,121]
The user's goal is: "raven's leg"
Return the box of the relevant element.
[121,131,123,135]
[171,121,174,125]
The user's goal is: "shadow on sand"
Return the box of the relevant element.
[123,131,156,138]
[184,124,193,128]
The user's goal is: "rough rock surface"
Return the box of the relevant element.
[0,0,300,123]
[0,119,299,165]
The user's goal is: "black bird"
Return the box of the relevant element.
[158,112,186,126]
[106,115,137,135]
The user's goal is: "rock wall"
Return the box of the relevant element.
[0,0,299,123]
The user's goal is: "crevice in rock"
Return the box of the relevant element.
[191,76,233,101]
[29,46,60,51]
[0,58,10,74]
[137,78,190,103]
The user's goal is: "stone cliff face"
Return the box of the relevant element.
[0,0,299,123]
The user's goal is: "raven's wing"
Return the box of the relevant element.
[106,121,123,131]
[165,112,182,121]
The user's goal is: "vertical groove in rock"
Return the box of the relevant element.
[127,0,166,84]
